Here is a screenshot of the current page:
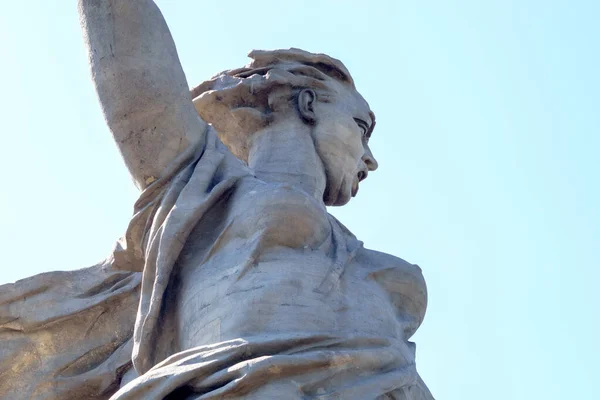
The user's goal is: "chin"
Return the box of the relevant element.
[334,192,352,206]
[323,176,353,207]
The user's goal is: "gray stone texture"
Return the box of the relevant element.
[0,1,434,398]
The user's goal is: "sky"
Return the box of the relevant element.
[1,0,599,398]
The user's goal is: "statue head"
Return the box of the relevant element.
[191,48,378,206]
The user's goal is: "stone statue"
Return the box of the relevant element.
[0,1,434,399]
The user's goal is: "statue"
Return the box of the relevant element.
[0,1,434,399]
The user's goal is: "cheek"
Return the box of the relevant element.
[316,119,364,163]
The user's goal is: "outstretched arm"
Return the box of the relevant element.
[79,0,207,189]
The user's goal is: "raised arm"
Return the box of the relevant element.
[78,0,207,189]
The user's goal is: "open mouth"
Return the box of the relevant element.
[352,170,367,197]
[357,170,367,182]
[351,182,359,197]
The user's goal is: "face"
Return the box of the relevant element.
[310,85,378,206]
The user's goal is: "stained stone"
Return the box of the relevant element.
[0,1,434,399]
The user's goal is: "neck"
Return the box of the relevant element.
[248,121,326,202]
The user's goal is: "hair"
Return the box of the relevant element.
[190,48,361,161]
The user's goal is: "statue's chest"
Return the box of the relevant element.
[177,177,332,273]
[223,178,332,251]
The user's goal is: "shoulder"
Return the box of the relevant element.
[357,246,421,273]
[356,247,427,299]
[355,246,428,338]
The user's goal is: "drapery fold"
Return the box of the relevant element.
[0,129,251,399]
[0,127,433,399]
[113,334,421,400]
[0,262,140,399]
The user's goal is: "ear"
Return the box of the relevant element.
[297,88,317,125]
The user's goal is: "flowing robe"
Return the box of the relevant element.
[0,127,433,399]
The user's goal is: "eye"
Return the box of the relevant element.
[354,118,369,139]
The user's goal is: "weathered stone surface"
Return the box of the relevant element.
[0,1,434,398]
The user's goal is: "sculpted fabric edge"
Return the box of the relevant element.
[0,1,435,398]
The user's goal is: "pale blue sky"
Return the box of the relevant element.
[1,1,598,398]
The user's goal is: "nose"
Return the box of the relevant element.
[362,146,379,171]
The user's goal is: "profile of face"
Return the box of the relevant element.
[191,49,379,207]
[298,84,379,206]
